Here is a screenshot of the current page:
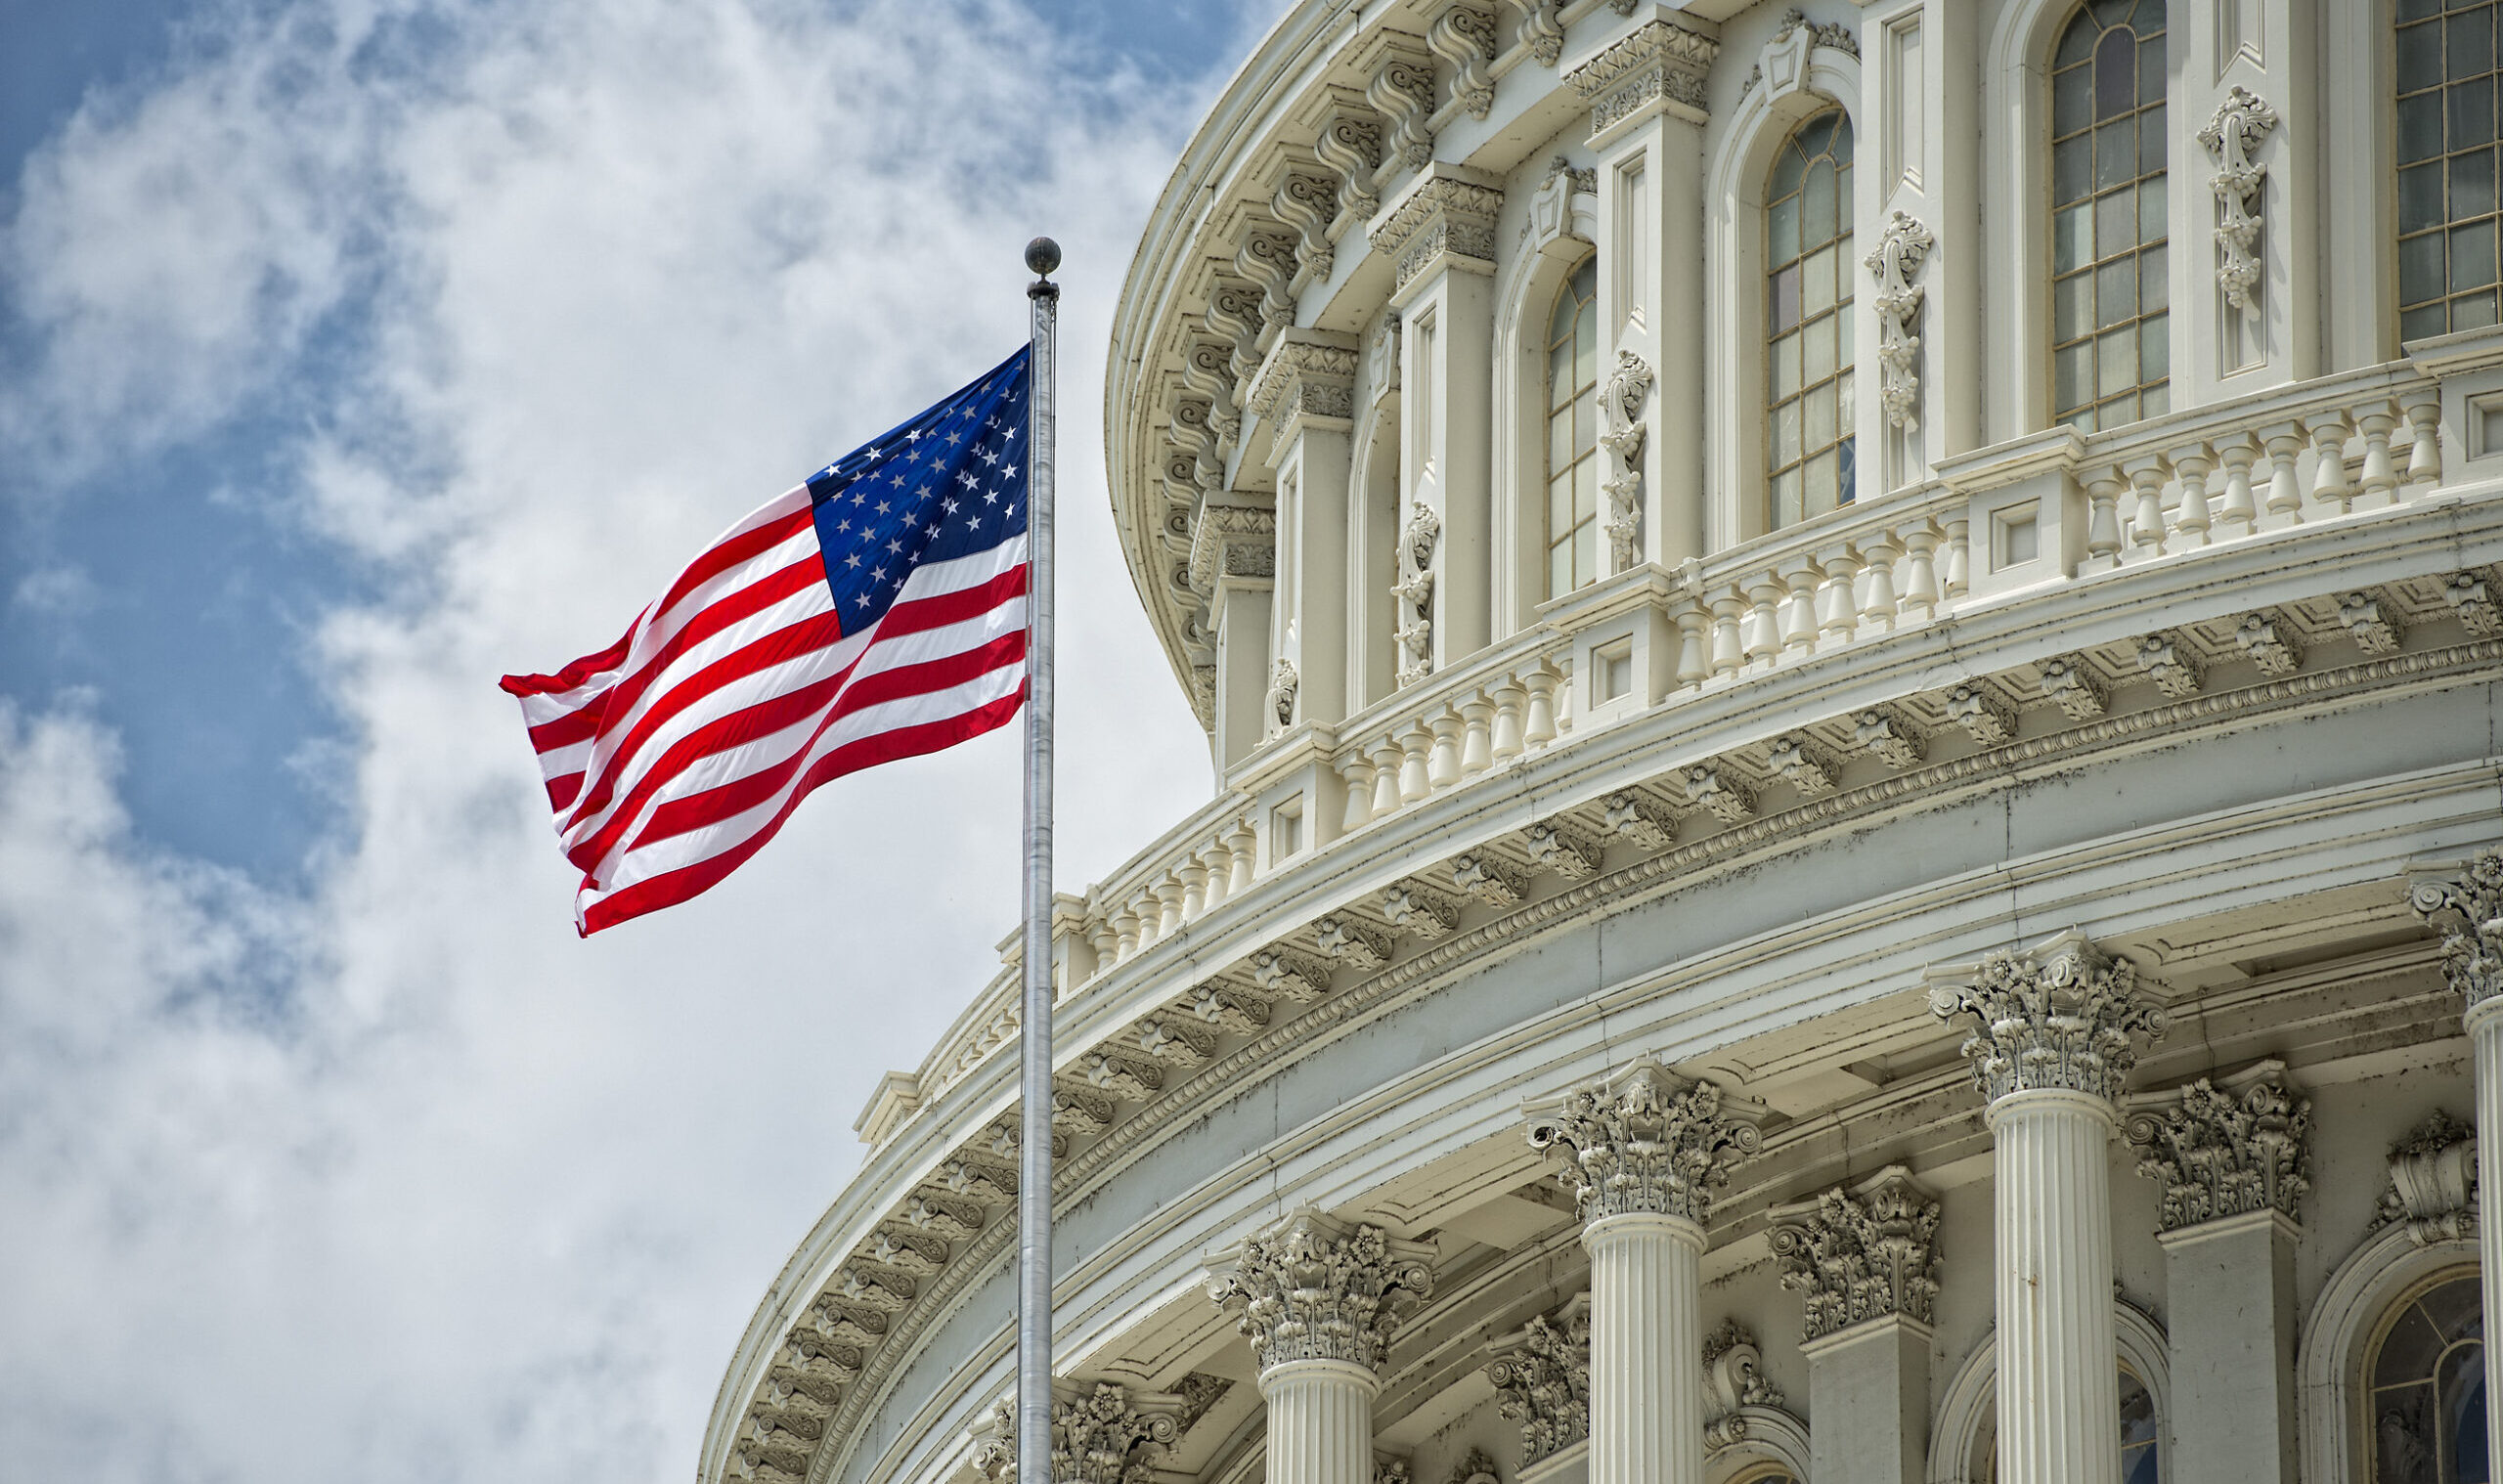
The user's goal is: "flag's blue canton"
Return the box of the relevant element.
[805,345,1032,633]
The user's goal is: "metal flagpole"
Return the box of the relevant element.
[1015,236,1061,1484]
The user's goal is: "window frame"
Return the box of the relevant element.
[2044,0,2172,433]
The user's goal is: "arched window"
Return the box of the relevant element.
[2365,1270,2488,1483]
[1545,256,1600,597]
[2049,0,2167,431]
[1969,1364,2164,1483]
[2397,0,2503,340]
[1766,108,1854,530]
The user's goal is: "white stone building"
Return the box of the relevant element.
[703,4,2503,1484]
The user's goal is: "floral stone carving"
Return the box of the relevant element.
[1208,1209,1436,1374]
[1486,1294,1590,1464]
[2198,85,2278,313]
[1395,502,1442,687]
[1526,1059,1762,1225]
[1925,933,2166,1107]
[1865,211,1934,432]
[2411,848,2503,1014]
[971,1381,1183,1484]
[1601,351,1652,571]
[2371,1111,2479,1246]
[1768,1165,1941,1340]
[1700,1320,1785,1453]
[2125,1069,2311,1232]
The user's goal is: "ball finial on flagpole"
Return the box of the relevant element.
[1025,236,1062,282]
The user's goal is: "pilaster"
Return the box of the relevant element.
[2413,848,2503,1467]
[970,1381,1184,1484]
[1486,1294,1591,1472]
[1189,499,1278,773]
[1251,331,1360,729]
[1771,1165,1939,1484]
[2176,0,2319,400]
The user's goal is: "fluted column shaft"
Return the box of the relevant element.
[1989,1089,2121,1484]
[1260,1359,1378,1484]
[1585,1212,1704,1484]
[2473,998,2503,1460]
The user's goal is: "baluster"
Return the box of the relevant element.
[2357,403,2400,507]
[1779,557,1822,656]
[2306,412,2353,515]
[2084,467,2127,565]
[1338,754,1376,831]
[2126,459,2169,557]
[1490,680,1527,758]
[1227,820,1257,895]
[1898,525,1941,620]
[2405,394,2443,489]
[1941,517,1971,598]
[1857,536,1901,631]
[1708,592,1747,676]
[1672,607,1710,689]
[1200,841,1231,911]
[2261,422,2306,523]
[1817,546,1861,645]
[1114,907,1142,961]
[1427,709,1464,789]
[1460,693,1495,773]
[1154,878,1185,938]
[1397,722,1433,803]
[1551,659,1575,735]
[1179,858,1208,920]
[1087,917,1120,976]
[1369,739,1404,818]
[2169,443,2214,547]
[2216,435,2260,534]
[1524,666,1560,746]
[1744,577,1784,667]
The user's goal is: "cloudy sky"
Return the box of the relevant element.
[0,1,1271,1477]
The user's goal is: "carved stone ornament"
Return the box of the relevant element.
[1272,169,1340,284]
[1486,1294,1590,1465]
[1925,934,2167,1107]
[2198,85,2278,313]
[1396,501,1442,687]
[1700,1320,1786,1453]
[1375,1458,1412,1484]
[2411,848,2503,1014]
[1744,8,1859,105]
[1865,211,1935,432]
[1265,657,1299,735]
[1247,337,1359,434]
[1600,351,1652,570]
[1186,502,1277,596]
[1526,1059,1764,1225]
[1369,176,1506,291]
[1768,1166,1942,1341]
[2124,1069,2312,1232]
[1314,109,1383,229]
[1208,1209,1437,1374]
[971,1381,1184,1484]
[1447,1447,1501,1484]
[1364,38,1439,172]
[2370,1111,2479,1246]
[1564,19,1718,138]
[1427,4,1499,120]
[1502,0,1565,69]
[1525,157,1596,255]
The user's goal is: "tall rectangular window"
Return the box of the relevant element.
[2398,0,2503,340]
[2049,0,2168,432]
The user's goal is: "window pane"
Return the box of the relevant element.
[2136,382,2166,419]
[1575,455,1598,524]
[1773,468,1803,529]
[2402,92,2447,163]
[1797,112,1834,158]
[2096,116,2137,192]
[2458,148,2500,220]
[2054,16,2096,67]
[1573,513,1596,584]
[1804,159,1838,242]
[2400,0,2439,21]
[2459,287,2501,328]
[1837,370,1854,425]
[2053,133,2093,205]
[2402,231,2449,305]
[1550,471,1573,538]
[2096,256,2136,327]
[1805,244,1837,317]
[1805,314,1838,382]
[2453,10,2496,79]
[2054,340,2092,412]
[2401,22,2443,94]
[2095,28,2137,117]
[1549,538,1570,600]
[1837,303,1855,360]
[1773,332,1802,397]
[1549,342,1574,412]
[2453,218,2499,288]
[2405,161,2448,234]
[1770,142,1806,200]
[1548,405,1571,470]
[2455,75,2498,149]
[1838,435,1857,506]
[2138,312,2170,382]
[2139,243,2168,313]
[1805,382,1836,448]
[1805,447,1840,513]
[1770,195,1801,263]
[2100,389,2136,424]
[1771,264,1801,330]
[2137,104,2165,175]
[2404,301,2451,340]
[1775,401,1803,465]
[2098,325,2136,396]
[1574,387,1596,456]
[2095,189,2136,262]
[2136,32,2164,106]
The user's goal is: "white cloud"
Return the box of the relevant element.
[0,1,1223,1480]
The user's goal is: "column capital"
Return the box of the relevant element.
[1563,16,1718,143]
[970,1380,1184,1484]
[2124,1062,2312,1233]
[1767,1165,1942,1342]
[1367,165,1504,296]
[1186,498,1277,599]
[1485,1292,1591,1468]
[2371,1109,2480,1246]
[1925,931,2166,1108]
[1248,330,1359,458]
[1208,1209,1436,1375]
[1525,1059,1762,1226]
[2412,848,2503,1014]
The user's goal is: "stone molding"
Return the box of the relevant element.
[1767,1165,1941,1341]
[1525,1059,1763,1225]
[1368,171,1506,292]
[1249,333,1360,452]
[1186,502,1277,596]
[1485,1293,1590,1465]
[970,1381,1184,1484]
[2124,1063,2311,1232]
[2370,1110,2480,1245]
[2411,847,2503,1013]
[1564,19,1717,139]
[1208,1209,1436,1374]
[1925,931,2166,1107]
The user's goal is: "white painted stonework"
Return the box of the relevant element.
[705,5,2503,1484]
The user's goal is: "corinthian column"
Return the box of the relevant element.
[2414,848,2503,1464]
[1526,1060,1761,1484]
[1208,1210,1435,1484]
[1928,934,2165,1484]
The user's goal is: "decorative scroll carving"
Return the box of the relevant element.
[1083,1051,1164,1102]
[1263,658,1299,736]
[1204,280,1267,407]
[1769,1166,1942,1340]
[1683,764,1757,823]
[1487,1295,1590,1465]
[1186,503,1276,596]
[1396,501,1442,687]
[1945,681,2017,744]
[1209,1210,1436,1373]
[1370,176,1505,290]
[2037,653,2109,719]
[1701,1321,1785,1452]
[1315,109,1383,228]
[1184,982,1270,1034]
[1314,913,1395,969]
[1234,221,1301,332]
[1926,934,2166,1106]
[1375,1459,1412,1484]
[2234,610,2306,676]
[2370,1111,2479,1245]
[2198,86,2277,313]
[1366,42,1439,172]
[1273,169,1340,284]
[1854,706,1926,767]
[1601,351,1652,571]
[1523,820,1603,880]
[1602,789,1678,849]
[1527,1060,1763,1224]
[2125,1069,2311,1231]
[1248,336,1359,435]
[1447,1447,1501,1484]
[2446,570,2503,636]
[1381,882,1462,939]
[1133,1012,1216,1068]
[2337,589,2408,654]
[1564,19,1717,137]
[1866,211,1934,432]
[1502,0,1565,68]
[1172,1373,1233,1431]
[1250,946,1333,1001]
[1452,851,1528,906]
[1428,4,1499,119]
[972,1381,1183,1484]
[2137,631,2206,696]
[1766,733,1841,796]
[2413,848,2503,1014]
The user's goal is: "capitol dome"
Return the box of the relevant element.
[706,4,2503,1484]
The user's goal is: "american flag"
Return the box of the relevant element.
[501,347,1032,936]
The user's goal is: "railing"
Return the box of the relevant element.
[905,362,2456,1117]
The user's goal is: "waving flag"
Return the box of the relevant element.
[502,347,1032,935]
